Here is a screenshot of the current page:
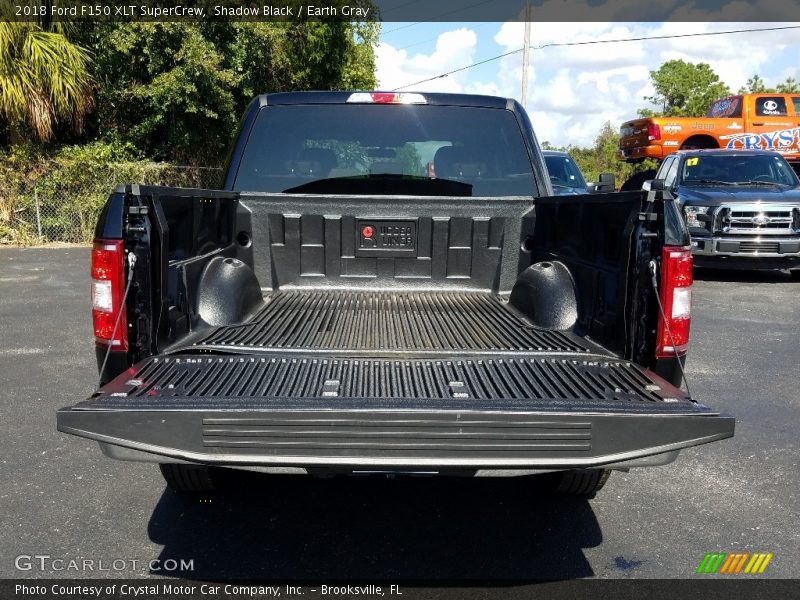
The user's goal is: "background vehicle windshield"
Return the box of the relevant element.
[680,154,798,186]
[543,154,587,190]
[234,104,536,196]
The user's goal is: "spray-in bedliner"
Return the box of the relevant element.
[191,291,591,355]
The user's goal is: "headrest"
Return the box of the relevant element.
[289,147,337,176]
[433,145,487,178]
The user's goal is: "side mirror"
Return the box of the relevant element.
[649,179,666,192]
[587,172,616,193]
[642,179,653,191]
[599,172,616,188]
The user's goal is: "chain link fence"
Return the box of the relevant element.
[0,163,222,245]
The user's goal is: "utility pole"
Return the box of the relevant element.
[521,0,531,109]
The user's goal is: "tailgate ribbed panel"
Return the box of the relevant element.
[122,355,668,403]
[193,291,587,354]
[201,414,592,453]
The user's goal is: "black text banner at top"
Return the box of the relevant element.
[4,0,800,22]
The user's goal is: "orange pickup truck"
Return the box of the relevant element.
[618,93,800,172]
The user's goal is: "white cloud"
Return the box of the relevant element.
[376,28,478,92]
[377,21,800,147]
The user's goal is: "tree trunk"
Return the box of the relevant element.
[9,122,27,146]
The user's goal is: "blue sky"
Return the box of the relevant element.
[376,22,800,148]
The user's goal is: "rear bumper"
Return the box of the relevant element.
[57,401,734,470]
[618,144,665,161]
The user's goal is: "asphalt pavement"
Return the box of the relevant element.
[1,247,798,581]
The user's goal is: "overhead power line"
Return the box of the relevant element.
[532,24,800,50]
[394,49,523,89]
[393,24,800,90]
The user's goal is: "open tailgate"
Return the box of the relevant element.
[58,351,733,469]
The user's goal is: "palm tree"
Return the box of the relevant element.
[0,20,94,142]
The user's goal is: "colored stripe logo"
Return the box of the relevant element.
[696,552,773,574]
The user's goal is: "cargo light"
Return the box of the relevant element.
[91,239,128,350]
[656,246,692,358]
[648,123,661,141]
[346,92,427,104]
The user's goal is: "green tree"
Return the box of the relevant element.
[567,121,657,188]
[776,77,800,93]
[541,140,565,151]
[644,60,730,117]
[0,22,93,143]
[80,20,378,164]
[87,22,239,164]
[568,122,627,180]
[738,74,800,94]
[340,21,380,89]
[738,74,771,94]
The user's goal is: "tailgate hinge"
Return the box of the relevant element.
[638,211,660,238]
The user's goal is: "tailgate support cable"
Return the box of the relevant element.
[97,251,137,390]
[648,259,692,399]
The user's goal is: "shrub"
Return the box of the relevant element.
[0,141,221,245]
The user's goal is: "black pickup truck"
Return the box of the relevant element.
[57,92,734,496]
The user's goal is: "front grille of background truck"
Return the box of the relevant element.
[716,204,799,235]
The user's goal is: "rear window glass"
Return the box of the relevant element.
[233,104,536,197]
[755,96,788,117]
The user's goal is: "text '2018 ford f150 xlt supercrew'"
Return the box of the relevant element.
[57,92,734,496]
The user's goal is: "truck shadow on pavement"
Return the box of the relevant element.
[693,267,795,283]
[147,472,602,581]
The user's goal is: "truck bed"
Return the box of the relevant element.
[58,187,734,470]
[60,289,732,468]
[190,290,590,355]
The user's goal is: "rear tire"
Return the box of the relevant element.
[159,464,217,493]
[790,269,800,281]
[554,469,612,497]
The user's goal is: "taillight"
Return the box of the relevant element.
[91,239,127,350]
[656,246,692,358]
[647,123,661,141]
[346,92,427,104]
